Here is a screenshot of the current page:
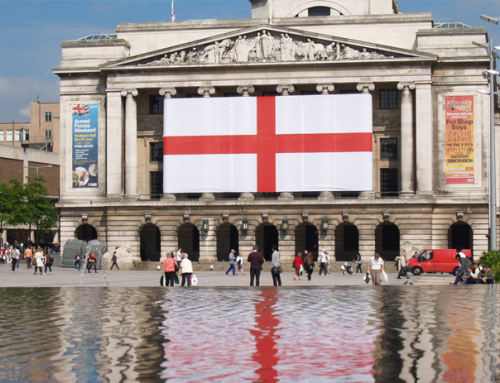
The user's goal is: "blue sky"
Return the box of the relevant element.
[0,0,498,122]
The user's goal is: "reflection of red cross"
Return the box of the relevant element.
[164,97,372,192]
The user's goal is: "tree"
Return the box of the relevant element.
[0,179,25,246]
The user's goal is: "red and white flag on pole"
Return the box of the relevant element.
[163,94,373,193]
[171,0,177,22]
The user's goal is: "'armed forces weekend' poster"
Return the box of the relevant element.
[72,104,99,188]
[445,96,475,184]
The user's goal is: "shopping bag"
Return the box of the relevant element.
[160,275,164,286]
[191,274,198,286]
[174,274,179,285]
[381,270,389,283]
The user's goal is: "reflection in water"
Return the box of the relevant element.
[0,286,498,382]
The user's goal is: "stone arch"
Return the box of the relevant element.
[295,222,319,256]
[448,222,473,256]
[75,224,97,241]
[216,223,239,261]
[375,222,400,261]
[288,1,351,17]
[139,223,161,261]
[255,223,279,261]
[177,223,200,262]
[335,222,359,261]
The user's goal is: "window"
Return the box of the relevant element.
[150,171,163,199]
[45,112,52,122]
[308,6,331,16]
[14,130,22,141]
[6,130,13,141]
[380,138,398,159]
[23,129,30,141]
[340,89,358,94]
[0,131,3,141]
[380,168,399,197]
[380,90,398,109]
[149,95,164,115]
[45,130,52,139]
[150,142,164,162]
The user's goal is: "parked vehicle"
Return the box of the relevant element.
[407,249,472,276]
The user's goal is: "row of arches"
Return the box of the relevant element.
[75,221,474,262]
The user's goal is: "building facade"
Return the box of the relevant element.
[53,0,497,265]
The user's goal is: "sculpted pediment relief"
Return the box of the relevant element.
[104,25,436,69]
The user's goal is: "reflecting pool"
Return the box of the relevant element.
[0,286,499,382]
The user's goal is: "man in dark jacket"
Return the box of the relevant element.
[453,253,471,285]
[248,245,265,286]
[477,265,495,284]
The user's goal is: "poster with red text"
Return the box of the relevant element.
[445,96,475,184]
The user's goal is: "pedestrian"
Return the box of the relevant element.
[225,249,236,275]
[355,253,363,274]
[236,252,245,275]
[11,245,20,271]
[0,246,5,264]
[369,253,385,286]
[176,248,183,264]
[24,246,33,269]
[44,247,53,275]
[180,253,193,287]
[247,245,265,286]
[162,252,178,286]
[34,247,44,275]
[110,250,120,270]
[293,252,304,281]
[271,245,281,286]
[452,252,471,285]
[87,251,98,273]
[477,265,495,284]
[319,249,328,276]
[396,250,411,280]
[74,251,81,271]
[305,252,315,281]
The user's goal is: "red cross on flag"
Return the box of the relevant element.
[163,94,373,193]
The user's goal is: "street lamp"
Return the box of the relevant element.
[23,165,53,176]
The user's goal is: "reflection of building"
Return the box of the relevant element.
[53,0,497,264]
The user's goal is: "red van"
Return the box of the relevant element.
[407,249,472,276]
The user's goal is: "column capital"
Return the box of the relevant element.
[159,87,177,98]
[277,84,294,96]
[356,83,375,93]
[198,87,215,98]
[121,89,138,97]
[316,84,335,95]
[397,82,416,91]
[237,85,255,97]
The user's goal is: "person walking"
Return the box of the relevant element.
[293,252,304,281]
[247,245,265,286]
[162,252,178,286]
[355,253,363,275]
[225,249,236,276]
[271,245,281,286]
[34,247,44,275]
[24,246,33,269]
[74,251,82,271]
[110,250,120,270]
[236,252,245,275]
[305,252,315,281]
[11,246,20,271]
[369,253,385,286]
[180,253,193,287]
[87,251,98,273]
[176,248,183,264]
[44,248,53,275]
[396,250,411,280]
[319,250,328,276]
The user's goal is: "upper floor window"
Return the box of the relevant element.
[380,90,398,110]
[45,130,52,139]
[308,6,331,17]
[150,142,164,162]
[150,171,163,199]
[380,168,399,197]
[14,130,21,141]
[6,130,12,141]
[45,112,52,122]
[150,95,164,115]
[0,131,4,141]
[23,129,30,141]
[380,138,398,159]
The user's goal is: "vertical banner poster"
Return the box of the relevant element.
[445,96,475,184]
[72,104,99,188]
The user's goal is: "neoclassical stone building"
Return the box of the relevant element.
[53,0,496,265]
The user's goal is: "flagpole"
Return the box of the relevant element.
[171,0,176,22]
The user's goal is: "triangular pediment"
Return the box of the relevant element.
[103,25,437,69]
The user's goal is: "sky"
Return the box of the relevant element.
[0,0,498,122]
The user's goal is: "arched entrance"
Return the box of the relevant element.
[335,223,359,261]
[375,223,400,261]
[75,224,97,241]
[216,224,239,261]
[295,223,319,257]
[139,224,161,261]
[255,224,278,261]
[448,222,473,255]
[178,223,200,262]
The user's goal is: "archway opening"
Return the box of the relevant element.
[178,223,200,262]
[335,223,359,261]
[255,224,278,261]
[139,224,161,261]
[375,223,400,261]
[295,223,319,257]
[217,224,239,261]
[75,224,97,241]
[448,222,473,256]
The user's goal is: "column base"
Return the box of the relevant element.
[399,191,415,198]
[416,191,434,198]
[238,192,255,201]
[318,191,334,200]
[200,193,215,201]
[359,191,375,199]
[161,193,176,201]
[106,194,123,202]
[123,195,139,201]
[278,192,294,200]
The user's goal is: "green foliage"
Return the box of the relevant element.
[478,250,500,282]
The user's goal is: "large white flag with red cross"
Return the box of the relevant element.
[163,94,373,193]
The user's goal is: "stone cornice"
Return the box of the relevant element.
[61,39,131,48]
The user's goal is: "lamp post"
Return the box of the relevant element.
[23,165,53,176]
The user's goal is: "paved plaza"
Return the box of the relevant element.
[0,263,460,287]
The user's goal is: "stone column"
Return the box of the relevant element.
[357,83,376,199]
[198,86,215,98]
[159,88,177,201]
[199,219,217,263]
[237,85,255,97]
[415,83,433,196]
[316,84,334,95]
[107,91,124,198]
[277,85,295,200]
[121,89,139,198]
[397,82,416,196]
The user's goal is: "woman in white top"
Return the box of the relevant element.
[236,252,245,276]
[33,247,45,275]
[180,253,193,287]
[368,253,385,286]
